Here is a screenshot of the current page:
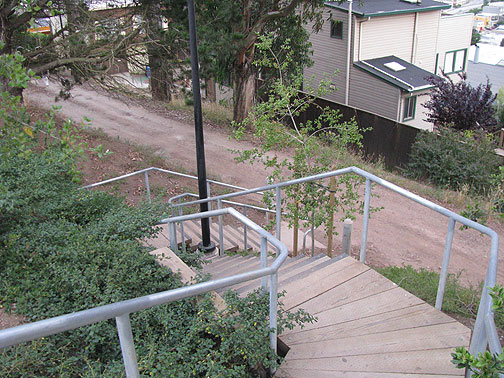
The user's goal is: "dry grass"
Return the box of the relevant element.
[166,97,233,128]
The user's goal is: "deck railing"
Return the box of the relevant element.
[79,166,265,205]
[492,128,504,149]
[81,166,500,358]
[0,208,288,378]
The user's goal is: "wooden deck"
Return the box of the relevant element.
[275,256,471,378]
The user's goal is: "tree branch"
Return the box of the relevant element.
[9,0,53,30]
[31,56,105,74]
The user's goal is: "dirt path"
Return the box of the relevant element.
[25,81,504,287]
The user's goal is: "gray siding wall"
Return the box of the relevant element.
[303,10,349,103]
[348,66,400,121]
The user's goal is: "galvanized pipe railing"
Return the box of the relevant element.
[167,192,275,255]
[0,208,288,378]
[164,166,500,356]
[81,166,500,356]
[80,167,265,204]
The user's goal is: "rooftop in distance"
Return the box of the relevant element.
[325,0,451,17]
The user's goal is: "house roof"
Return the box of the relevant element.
[354,56,437,92]
[325,0,450,17]
[469,44,504,66]
[466,61,504,93]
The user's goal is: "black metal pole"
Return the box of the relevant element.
[187,0,215,252]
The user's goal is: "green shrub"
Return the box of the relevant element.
[451,285,504,377]
[406,128,501,194]
[0,150,314,377]
[0,55,315,377]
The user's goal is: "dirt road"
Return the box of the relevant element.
[25,81,504,287]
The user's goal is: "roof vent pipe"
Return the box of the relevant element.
[474,44,480,64]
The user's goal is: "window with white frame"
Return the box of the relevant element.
[403,96,416,121]
[443,49,467,74]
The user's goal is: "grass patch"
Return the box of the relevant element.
[166,97,233,127]
[378,265,504,329]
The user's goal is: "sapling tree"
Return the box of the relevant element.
[232,34,367,246]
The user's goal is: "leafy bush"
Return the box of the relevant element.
[423,73,498,132]
[406,128,501,194]
[0,54,314,377]
[452,285,504,377]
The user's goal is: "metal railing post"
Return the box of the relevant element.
[207,182,212,228]
[217,199,224,255]
[169,221,177,252]
[261,237,268,290]
[359,179,371,263]
[470,283,490,356]
[275,187,282,256]
[311,212,315,257]
[269,272,278,363]
[342,219,353,255]
[116,314,140,378]
[243,207,248,252]
[178,199,186,253]
[435,217,456,310]
[144,171,151,204]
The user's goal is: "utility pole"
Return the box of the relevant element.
[187,0,215,253]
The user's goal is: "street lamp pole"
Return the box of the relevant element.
[187,0,215,253]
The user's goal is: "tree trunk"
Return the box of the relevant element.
[0,19,13,56]
[148,52,171,102]
[0,20,23,100]
[206,77,216,102]
[144,0,171,102]
[233,63,256,124]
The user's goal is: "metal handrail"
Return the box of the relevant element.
[80,165,501,356]
[163,166,500,357]
[168,192,275,214]
[167,192,275,254]
[79,167,265,201]
[0,208,288,378]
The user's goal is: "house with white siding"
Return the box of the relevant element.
[304,0,473,130]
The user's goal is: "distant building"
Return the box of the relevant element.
[467,44,504,93]
[482,5,504,22]
[304,0,472,130]
[27,18,52,35]
[474,13,500,30]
